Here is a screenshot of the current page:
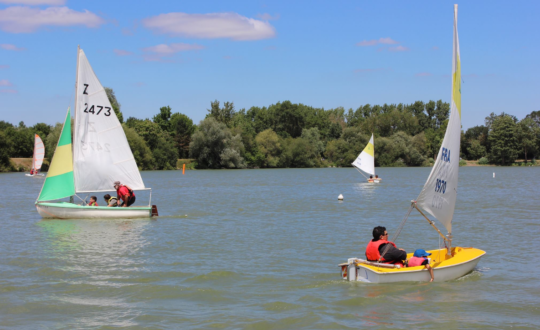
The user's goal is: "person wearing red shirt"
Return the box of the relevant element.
[114,181,136,207]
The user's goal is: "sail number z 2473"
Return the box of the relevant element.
[83,103,111,116]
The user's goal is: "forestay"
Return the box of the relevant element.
[33,134,45,171]
[73,48,145,193]
[352,134,375,176]
[415,5,461,234]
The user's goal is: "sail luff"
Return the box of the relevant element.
[415,5,461,234]
[352,133,375,176]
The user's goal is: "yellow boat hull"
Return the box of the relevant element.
[341,247,485,283]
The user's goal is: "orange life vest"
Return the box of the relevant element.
[365,239,397,263]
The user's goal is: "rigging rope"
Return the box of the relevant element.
[378,203,414,263]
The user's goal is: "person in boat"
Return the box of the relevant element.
[375,175,382,181]
[87,196,98,206]
[114,181,136,207]
[103,194,118,207]
[408,249,434,282]
[30,168,34,175]
[365,226,407,266]
[368,175,374,182]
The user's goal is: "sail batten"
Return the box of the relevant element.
[352,134,375,176]
[73,49,145,193]
[415,4,461,234]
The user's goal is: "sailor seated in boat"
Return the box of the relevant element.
[408,249,434,282]
[103,194,118,207]
[375,175,382,181]
[87,196,98,206]
[365,226,407,267]
[368,175,374,182]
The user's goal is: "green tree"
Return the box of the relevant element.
[132,120,177,170]
[255,129,281,167]
[207,100,236,127]
[517,117,538,162]
[153,106,172,133]
[467,140,486,160]
[0,131,13,171]
[123,124,154,170]
[301,127,324,156]
[488,114,518,165]
[105,87,124,123]
[189,117,245,169]
[170,112,195,158]
[45,123,63,160]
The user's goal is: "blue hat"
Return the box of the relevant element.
[413,249,432,258]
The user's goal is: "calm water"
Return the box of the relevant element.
[1,167,539,329]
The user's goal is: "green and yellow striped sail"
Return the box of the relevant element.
[37,108,75,201]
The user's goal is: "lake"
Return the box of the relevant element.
[1,167,539,329]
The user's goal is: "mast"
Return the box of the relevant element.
[73,45,80,196]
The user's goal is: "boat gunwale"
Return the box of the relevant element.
[36,202,151,211]
[357,248,486,275]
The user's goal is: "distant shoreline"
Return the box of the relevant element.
[7,158,538,173]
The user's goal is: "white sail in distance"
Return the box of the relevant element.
[33,134,45,171]
[352,134,375,176]
[416,5,461,234]
[73,48,145,193]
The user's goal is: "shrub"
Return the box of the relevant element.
[478,157,489,165]
[459,159,467,166]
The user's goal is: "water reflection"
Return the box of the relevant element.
[36,220,152,280]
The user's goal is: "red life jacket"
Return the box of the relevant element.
[408,256,427,267]
[365,239,397,263]
[117,185,135,199]
[89,201,98,206]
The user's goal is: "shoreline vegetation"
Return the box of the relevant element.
[1,88,539,172]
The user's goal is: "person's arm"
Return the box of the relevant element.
[122,194,129,207]
[379,244,407,261]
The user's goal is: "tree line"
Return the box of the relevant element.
[0,88,538,172]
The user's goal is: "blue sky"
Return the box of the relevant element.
[0,0,538,130]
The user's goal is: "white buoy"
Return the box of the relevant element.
[338,194,344,201]
[493,172,495,178]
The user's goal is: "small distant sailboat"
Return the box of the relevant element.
[25,134,45,177]
[340,5,485,282]
[351,133,380,182]
[35,46,157,219]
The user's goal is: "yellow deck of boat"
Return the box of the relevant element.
[358,247,486,273]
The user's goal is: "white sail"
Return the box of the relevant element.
[352,134,375,176]
[33,134,45,171]
[416,5,461,234]
[73,48,145,193]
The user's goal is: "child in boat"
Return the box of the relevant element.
[87,196,98,207]
[368,175,374,182]
[103,194,118,207]
[375,175,382,181]
[408,249,434,282]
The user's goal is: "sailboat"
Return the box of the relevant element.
[340,5,485,282]
[352,133,380,182]
[25,134,45,177]
[35,47,157,219]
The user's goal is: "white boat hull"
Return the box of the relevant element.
[36,202,152,219]
[26,174,45,177]
[341,248,485,283]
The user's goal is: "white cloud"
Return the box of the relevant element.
[0,79,12,86]
[0,6,105,33]
[142,43,204,55]
[388,45,409,52]
[357,37,398,46]
[113,49,133,56]
[142,12,275,41]
[1,43,25,51]
[0,0,65,4]
[0,89,17,94]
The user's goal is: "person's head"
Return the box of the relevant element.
[375,175,379,178]
[413,249,431,258]
[113,181,121,190]
[370,175,373,179]
[372,226,388,241]
[104,194,111,200]
[90,196,97,202]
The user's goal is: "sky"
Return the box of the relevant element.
[0,0,538,130]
